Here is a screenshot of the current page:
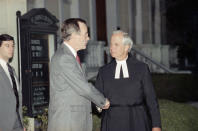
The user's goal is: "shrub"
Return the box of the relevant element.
[152,74,198,102]
[22,106,29,129]
[35,108,48,131]
[23,107,48,131]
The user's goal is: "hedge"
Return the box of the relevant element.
[152,74,198,102]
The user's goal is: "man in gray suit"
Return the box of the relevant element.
[48,18,110,131]
[0,34,23,131]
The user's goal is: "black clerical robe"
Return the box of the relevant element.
[95,55,161,131]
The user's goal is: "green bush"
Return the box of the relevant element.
[93,99,198,131]
[23,107,48,131]
[36,108,48,131]
[22,106,29,129]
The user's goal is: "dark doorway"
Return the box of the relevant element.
[96,0,107,44]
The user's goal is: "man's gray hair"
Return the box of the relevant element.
[112,30,133,52]
[61,18,87,41]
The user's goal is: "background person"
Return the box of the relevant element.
[0,34,23,131]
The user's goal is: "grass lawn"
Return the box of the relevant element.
[93,99,198,131]
[160,99,198,131]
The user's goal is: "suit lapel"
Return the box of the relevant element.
[0,65,14,93]
[61,44,85,75]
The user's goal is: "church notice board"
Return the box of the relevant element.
[19,8,59,117]
[30,33,49,116]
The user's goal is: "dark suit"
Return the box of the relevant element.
[96,54,161,131]
[0,64,23,131]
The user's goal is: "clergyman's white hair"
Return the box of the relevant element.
[112,30,133,52]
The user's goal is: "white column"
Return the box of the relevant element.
[58,0,63,23]
[128,0,132,37]
[70,0,80,18]
[128,0,135,40]
[34,0,45,8]
[58,0,63,36]
[154,0,161,44]
[89,0,97,40]
[106,0,118,45]
[27,0,45,10]
[135,0,143,44]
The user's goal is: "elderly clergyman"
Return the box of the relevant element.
[95,30,162,131]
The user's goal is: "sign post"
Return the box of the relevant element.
[19,8,59,117]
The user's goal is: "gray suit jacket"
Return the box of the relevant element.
[0,64,22,131]
[48,44,106,131]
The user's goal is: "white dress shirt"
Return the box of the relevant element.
[115,56,129,79]
[0,58,19,90]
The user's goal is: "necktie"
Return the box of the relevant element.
[7,63,19,111]
[76,55,81,66]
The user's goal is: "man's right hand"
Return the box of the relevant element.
[102,98,110,109]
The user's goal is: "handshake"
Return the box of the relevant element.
[96,98,110,112]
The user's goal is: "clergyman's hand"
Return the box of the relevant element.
[102,98,110,109]
[152,127,161,131]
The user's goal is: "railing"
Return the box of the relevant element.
[131,48,191,74]
[84,41,191,80]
